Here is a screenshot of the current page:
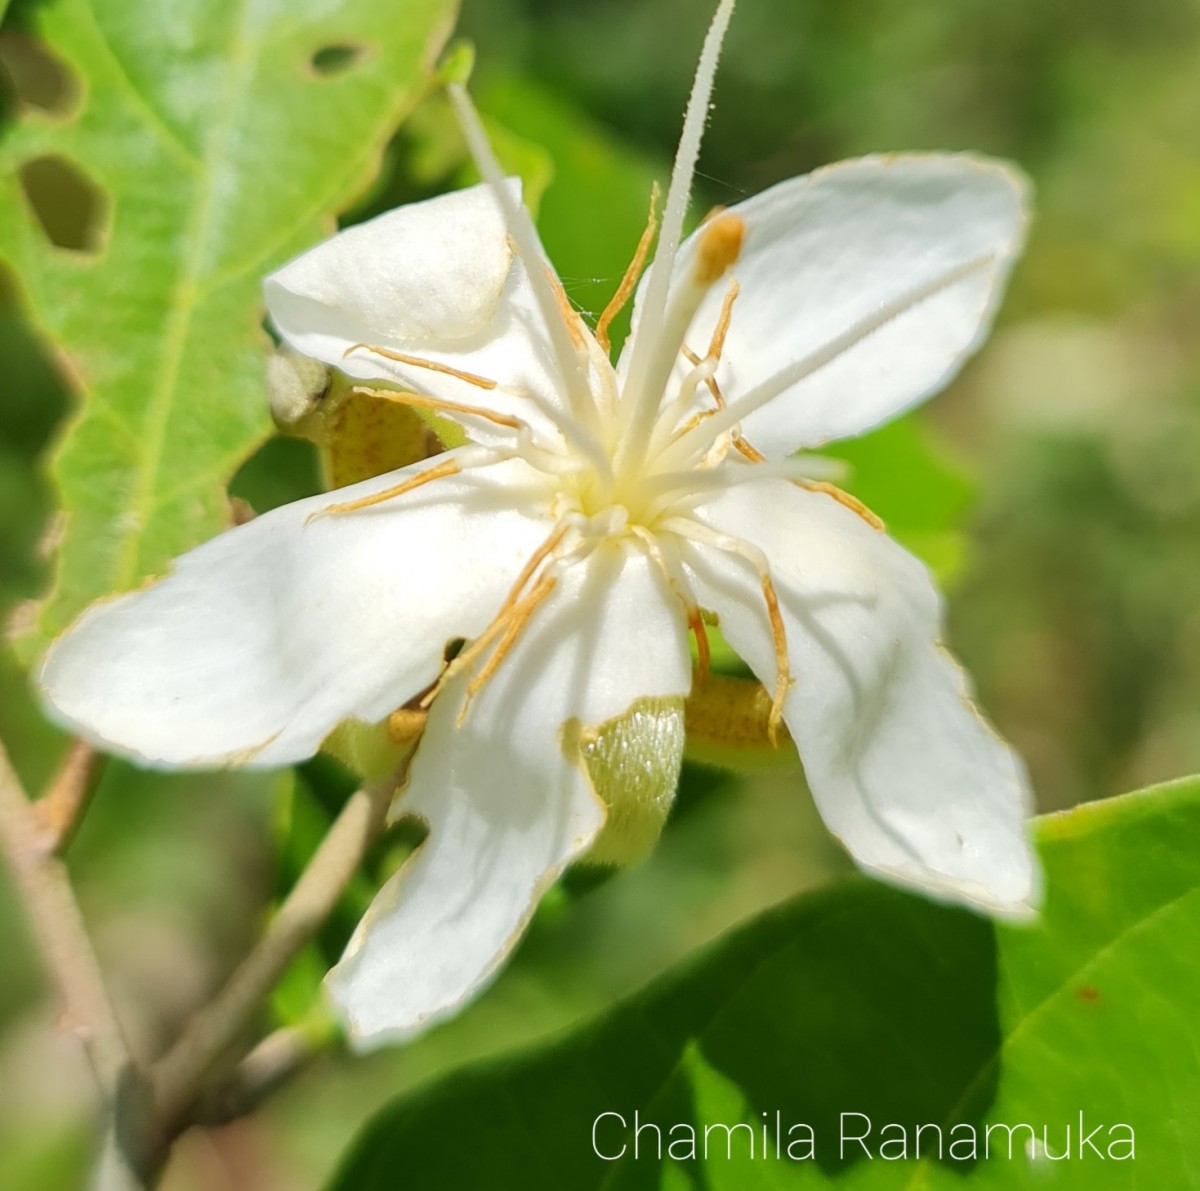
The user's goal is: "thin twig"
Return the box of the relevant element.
[191,1019,337,1126]
[148,773,396,1138]
[90,1131,145,1191]
[0,738,132,1100]
[34,738,106,854]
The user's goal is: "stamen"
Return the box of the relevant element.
[690,608,712,680]
[707,277,740,364]
[649,277,747,457]
[506,381,617,483]
[495,519,575,622]
[616,213,746,472]
[661,515,791,745]
[419,517,578,710]
[799,480,885,530]
[654,352,716,441]
[418,613,503,711]
[343,343,499,390]
[628,526,710,681]
[733,437,766,463]
[661,252,998,471]
[758,571,790,745]
[675,277,739,402]
[458,575,557,724]
[306,455,470,522]
[637,453,837,523]
[512,428,591,477]
[350,386,521,432]
[671,405,717,442]
[544,260,588,353]
[348,345,614,487]
[595,182,660,353]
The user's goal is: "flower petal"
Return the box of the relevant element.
[327,538,693,1047]
[264,181,570,444]
[679,478,1039,915]
[37,453,555,768]
[625,155,1027,453]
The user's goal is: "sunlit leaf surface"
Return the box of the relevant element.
[329,777,1200,1189]
[0,0,457,656]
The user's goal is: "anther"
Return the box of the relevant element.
[692,213,744,286]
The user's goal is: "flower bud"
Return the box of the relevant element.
[267,344,330,431]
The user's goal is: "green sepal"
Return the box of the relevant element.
[572,697,685,868]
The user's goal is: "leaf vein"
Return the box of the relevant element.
[77,0,202,170]
[901,884,1200,1190]
[113,0,259,585]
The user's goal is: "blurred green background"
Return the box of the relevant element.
[1,0,1198,1186]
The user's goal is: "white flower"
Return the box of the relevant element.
[37,0,1038,1047]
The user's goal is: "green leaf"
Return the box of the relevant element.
[0,0,458,658]
[399,90,555,217]
[327,777,1200,1189]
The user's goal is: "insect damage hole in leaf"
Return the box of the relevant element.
[310,43,373,78]
[17,154,107,254]
[0,30,81,117]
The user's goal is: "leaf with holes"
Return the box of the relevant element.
[326,776,1200,1189]
[0,0,458,658]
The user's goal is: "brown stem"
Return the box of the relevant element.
[191,1020,336,1127]
[33,738,106,854]
[0,738,132,1100]
[141,772,396,1165]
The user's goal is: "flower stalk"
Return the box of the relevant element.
[0,737,132,1101]
[0,729,403,1186]
[143,770,399,1161]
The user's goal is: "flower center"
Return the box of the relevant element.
[533,207,751,536]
